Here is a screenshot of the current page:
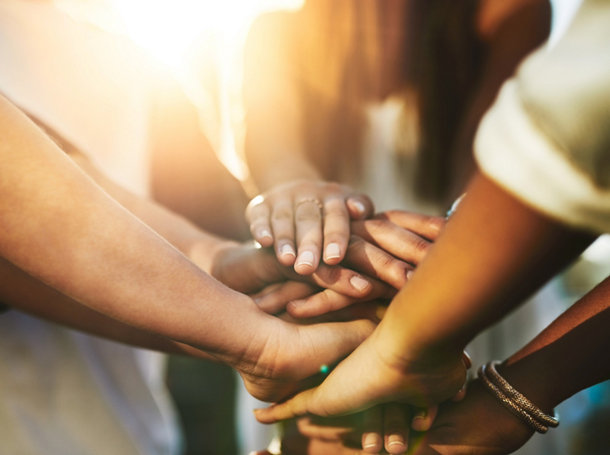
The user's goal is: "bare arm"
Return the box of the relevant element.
[0,93,374,402]
[255,172,595,421]
[407,276,610,455]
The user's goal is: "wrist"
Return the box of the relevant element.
[208,295,278,371]
[496,359,562,414]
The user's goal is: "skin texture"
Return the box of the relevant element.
[246,179,375,272]
[406,276,610,455]
[254,173,595,422]
[0,93,377,403]
[0,94,449,407]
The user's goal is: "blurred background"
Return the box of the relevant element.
[1,0,608,453]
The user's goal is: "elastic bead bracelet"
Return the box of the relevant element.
[478,362,559,434]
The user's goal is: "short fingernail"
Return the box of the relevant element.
[388,435,407,453]
[362,433,381,451]
[279,243,295,257]
[411,409,428,431]
[257,228,272,240]
[287,300,305,311]
[325,242,341,260]
[406,270,414,280]
[351,200,366,215]
[295,251,314,268]
[413,408,427,419]
[349,275,370,292]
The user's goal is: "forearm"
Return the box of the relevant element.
[499,276,610,411]
[0,257,214,360]
[377,172,595,360]
[68,152,235,275]
[0,94,270,367]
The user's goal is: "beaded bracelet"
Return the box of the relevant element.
[478,361,559,434]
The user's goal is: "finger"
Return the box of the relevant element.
[294,197,323,274]
[253,282,319,314]
[346,193,375,220]
[306,301,385,323]
[410,406,437,432]
[361,406,383,453]
[383,404,409,454]
[254,388,318,424]
[246,195,274,247]
[309,264,377,298]
[351,219,433,266]
[322,196,350,265]
[287,283,393,319]
[296,416,353,441]
[271,197,297,266]
[451,381,468,402]
[344,235,413,290]
[373,210,445,241]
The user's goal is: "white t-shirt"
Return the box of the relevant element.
[0,2,181,453]
[475,0,610,233]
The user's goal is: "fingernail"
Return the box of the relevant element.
[351,200,366,215]
[287,300,305,311]
[388,435,407,453]
[257,228,272,240]
[411,409,428,431]
[349,275,370,292]
[406,270,414,280]
[362,433,381,451]
[279,243,295,257]
[413,408,427,419]
[325,242,341,260]
[295,251,314,268]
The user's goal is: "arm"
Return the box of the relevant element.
[33,114,379,302]
[255,172,595,420]
[408,275,610,455]
[243,13,374,271]
[0,93,374,402]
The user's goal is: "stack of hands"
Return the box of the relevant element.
[210,181,482,455]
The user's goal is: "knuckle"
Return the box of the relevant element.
[295,207,321,223]
[324,182,343,194]
[412,237,431,258]
[427,216,446,235]
[315,265,343,286]
[272,205,292,222]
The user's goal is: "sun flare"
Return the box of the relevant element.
[54,0,304,185]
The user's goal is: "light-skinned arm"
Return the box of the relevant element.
[255,171,595,421]
[0,93,374,402]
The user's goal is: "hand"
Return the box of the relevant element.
[406,378,534,455]
[254,331,466,423]
[284,211,445,319]
[254,404,411,455]
[246,180,374,273]
[195,240,378,302]
[296,404,412,454]
[237,315,376,403]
